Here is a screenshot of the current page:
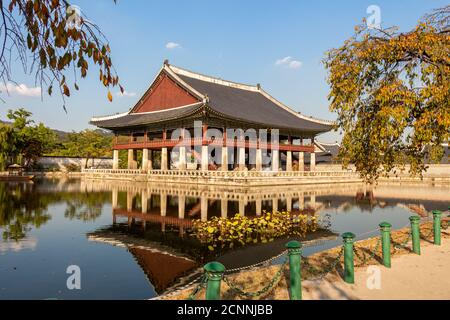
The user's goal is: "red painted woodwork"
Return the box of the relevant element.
[133,72,199,113]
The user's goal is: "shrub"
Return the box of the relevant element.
[192,211,318,251]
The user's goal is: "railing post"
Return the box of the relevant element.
[409,216,421,255]
[286,241,302,300]
[342,232,355,284]
[432,210,442,246]
[379,222,391,268]
[204,262,225,300]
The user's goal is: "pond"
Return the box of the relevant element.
[0,178,448,300]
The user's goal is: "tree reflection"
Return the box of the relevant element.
[0,183,51,241]
[64,192,109,221]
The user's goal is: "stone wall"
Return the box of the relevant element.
[36,156,113,171]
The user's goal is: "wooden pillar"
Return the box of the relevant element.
[113,150,119,170]
[178,195,185,219]
[142,148,149,171]
[161,148,168,171]
[286,151,293,171]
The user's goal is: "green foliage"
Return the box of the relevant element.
[0,108,57,170]
[324,6,450,182]
[57,129,112,168]
[192,211,318,251]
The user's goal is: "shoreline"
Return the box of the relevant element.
[161,221,450,300]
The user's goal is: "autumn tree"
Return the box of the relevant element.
[324,6,449,182]
[0,0,122,108]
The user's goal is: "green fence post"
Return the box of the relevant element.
[204,262,225,300]
[409,216,421,255]
[342,232,355,284]
[379,222,392,268]
[432,210,442,246]
[286,241,302,300]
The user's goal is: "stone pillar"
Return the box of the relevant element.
[113,150,119,170]
[286,196,292,212]
[256,149,263,171]
[238,147,246,171]
[178,195,185,219]
[310,194,316,209]
[112,187,118,209]
[161,148,168,171]
[201,145,209,171]
[272,150,279,172]
[272,198,279,212]
[142,148,149,171]
[179,146,187,170]
[286,151,293,171]
[141,190,148,214]
[256,199,262,216]
[221,199,228,218]
[239,198,245,216]
[299,194,305,210]
[310,152,316,172]
[127,149,136,169]
[221,147,228,171]
[201,196,208,222]
[160,193,167,217]
[298,152,305,172]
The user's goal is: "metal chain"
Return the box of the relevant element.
[222,256,288,298]
[420,226,434,240]
[187,275,207,300]
[301,246,344,281]
[224,250,288,274]
[353,237,381,267]
[391,232,411,252]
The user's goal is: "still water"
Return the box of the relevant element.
[0,178,448,300]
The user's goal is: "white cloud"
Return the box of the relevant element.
[0,83,41,97]
[116,90,137,98]
[165,42,181,50]
[275,56,303,69]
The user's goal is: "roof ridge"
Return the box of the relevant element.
[168,64,259,92]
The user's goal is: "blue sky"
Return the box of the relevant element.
[1,0,447,142]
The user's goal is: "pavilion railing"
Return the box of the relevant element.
[82,168,359,179]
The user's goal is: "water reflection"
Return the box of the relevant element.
[0,178,448,299]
